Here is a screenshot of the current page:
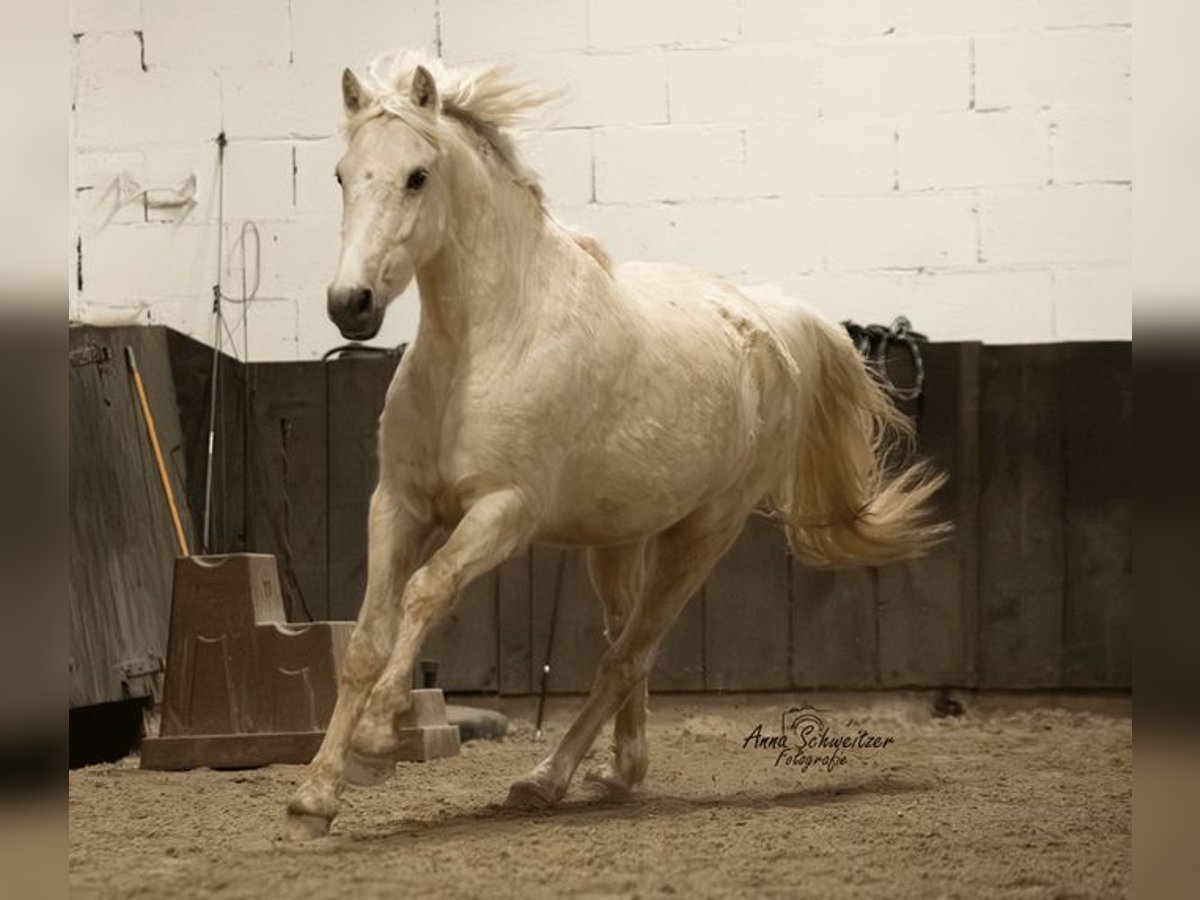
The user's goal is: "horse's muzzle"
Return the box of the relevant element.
[327,284,381,340]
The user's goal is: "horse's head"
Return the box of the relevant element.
[327,65,450,340]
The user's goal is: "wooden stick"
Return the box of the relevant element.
[125,346,190,557]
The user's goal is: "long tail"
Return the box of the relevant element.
[757,296,950,568]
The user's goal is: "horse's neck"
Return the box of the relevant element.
[414,154,572,350]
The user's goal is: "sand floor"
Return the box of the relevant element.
[69,693,1131,899]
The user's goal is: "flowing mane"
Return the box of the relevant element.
[349,50,553,204]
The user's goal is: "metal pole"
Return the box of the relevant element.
[201,131,227,553]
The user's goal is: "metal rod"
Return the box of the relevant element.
[201,131,227,553]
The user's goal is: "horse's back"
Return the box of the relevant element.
[537,262,804,544]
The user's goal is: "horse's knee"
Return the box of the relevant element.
[341,629,389,689]
[403,563,452,621]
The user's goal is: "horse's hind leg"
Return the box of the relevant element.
[506,510,745,808]
[583,541,651,798]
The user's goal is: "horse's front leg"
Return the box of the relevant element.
[343,488,532,766]
[286,483,431,838]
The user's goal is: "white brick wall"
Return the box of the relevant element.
[70,0,1131,360]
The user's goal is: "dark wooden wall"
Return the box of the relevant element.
[71,326,1131,705]
[69,326,195,708]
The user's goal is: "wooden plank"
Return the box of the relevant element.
[651,589,706,692]
[1062,343,1132,687]
[792,566,878,689]
[876,342,981,687]
[423,568,501,692]
[497,549,533,695]
[246,362,329,621]
[530,548,607,694]
[977,345,1065,687]
[69,325,189,707]
[324,357,398,621]
[704,515,791,690]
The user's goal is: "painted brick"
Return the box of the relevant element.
[788,272,905,325]
[894,0,1040,36]
[440,0,588,62]
[664,198,823,279]
[1051,266,1131,339]
[819,194,978,270]
[82,222,218,305]
[73,149,147,228]
[742,0,895,42]
[975,30,1131,110]
[896,268,1056,342]
[142,297,222,344]
[745,120,895,196]
[289,0,437,67]
[563,198,822,279]
[69,0,142,34]
[520,52,669,128]
[521,129,594,206]
[221,64,343,139]
[818,39,971,116]
[141,144,221,224]
[668,44,817,123]
[1052,107,1130,183]
[74,66,222,147]
[293,138,346,217]
[73,32,143,72]
[142,0,290,68]
[898,112,1049,189]
[220,141,296,221]
[240,297,300,360]
[979,185,1130,265]
[594,125,745,203]
[252,219,340,298]
[1040,0,1132,28]
[589,0,738,49]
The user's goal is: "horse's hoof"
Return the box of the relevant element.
[285,812,331,841]
[344,750,396,788]
[504,775,561,809]
[583,766,633,802]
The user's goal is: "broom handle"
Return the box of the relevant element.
[125,347,190,557]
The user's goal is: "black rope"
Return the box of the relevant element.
[843,315,927,402]
[534,551,568,740]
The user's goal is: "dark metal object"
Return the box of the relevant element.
[69,341,111,367]
[844,316,928,401]
[321,342,406,362]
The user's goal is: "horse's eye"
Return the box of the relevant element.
[406,169,428,191]
[334,171,342,186]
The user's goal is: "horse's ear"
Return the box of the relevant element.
[410,64,439,111]
[342,68,370,115]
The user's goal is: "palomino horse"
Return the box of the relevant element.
[287,51,946,838]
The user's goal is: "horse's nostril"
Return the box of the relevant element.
[354,288,373,315]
